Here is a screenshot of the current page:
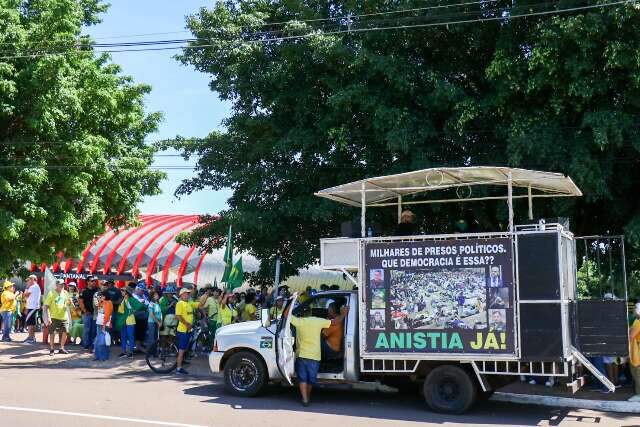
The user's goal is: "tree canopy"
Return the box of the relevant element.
[0,0,164,272]
[173,0,640,290]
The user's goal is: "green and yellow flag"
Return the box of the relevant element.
[227,257,244,290]
[221,225,233,283]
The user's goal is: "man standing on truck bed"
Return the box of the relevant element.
[291,304,349,407]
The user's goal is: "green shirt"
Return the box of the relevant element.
[203,297,219,319]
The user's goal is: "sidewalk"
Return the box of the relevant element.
[491,380,640,414]
[0,331,213,377]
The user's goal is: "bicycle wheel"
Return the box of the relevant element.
[146,339,179,374]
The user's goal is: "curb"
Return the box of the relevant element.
[491,392,640,414]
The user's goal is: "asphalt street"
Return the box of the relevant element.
[1,365,639,427]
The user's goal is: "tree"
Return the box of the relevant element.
[172,1,640,285]
[0,0,164,272]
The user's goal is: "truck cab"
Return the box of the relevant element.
[210,290,359,395]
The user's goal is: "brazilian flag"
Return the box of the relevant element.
[221,225,233,283]
[227,257,244,290]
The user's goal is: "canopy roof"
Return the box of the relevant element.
[315,166,582,207]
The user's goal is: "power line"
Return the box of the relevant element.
[0,0,500,48]
[0,0,632,60]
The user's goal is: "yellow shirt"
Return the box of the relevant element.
[0,290,16,313]
[44,290,70,320]
[203,297,219,319]
[630,319,640,367]
[290,316,331,361]
[175,300,194,333]
[217,305,235,326]
[241,303,257,322]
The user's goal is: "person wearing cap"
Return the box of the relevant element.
[80,275,99,351]
[22,274,41,343]
[116,287,143,358]
[1,281,16,342]
[175,287,195,374]
[395,210,418,236]
[43,279,72,355]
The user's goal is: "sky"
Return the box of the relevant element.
[86,1,232,215]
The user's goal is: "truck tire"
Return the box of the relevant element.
[224,351,268,397]
[423,365,477,414]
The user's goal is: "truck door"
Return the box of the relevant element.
[276,293,298,386]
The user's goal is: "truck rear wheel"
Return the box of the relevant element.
[423,365,477,414]
[224,351,267,397]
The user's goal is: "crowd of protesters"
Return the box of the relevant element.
[0,274,343,373]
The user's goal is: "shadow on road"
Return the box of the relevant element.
[181,382,620,426]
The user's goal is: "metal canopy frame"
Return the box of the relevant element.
[315,166,582,237]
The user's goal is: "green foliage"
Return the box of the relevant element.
[0,0,164,272]
[173,1,640,286]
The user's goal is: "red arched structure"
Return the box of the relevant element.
[101,215,172,274]
[116,216,193,277]
[144,220,198,286]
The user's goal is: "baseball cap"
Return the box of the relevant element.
[179,288,190,296]
[55,279,65,286]
[27,274,38,280]
[164,284,177,293]
[87,275,97,281]
[68,282,78,288]
[3,281,14,290]
[136,283,146,290]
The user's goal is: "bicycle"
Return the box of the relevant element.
[145,319,214,374]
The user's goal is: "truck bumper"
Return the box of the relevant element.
[209,351,224,374]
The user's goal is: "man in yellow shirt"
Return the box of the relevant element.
[1,281,16,342]
[175,287,194,375]
[290,304,349,406]
[43,279,71,355]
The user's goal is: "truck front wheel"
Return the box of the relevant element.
[224,351,268,397]
[423,365,477,414]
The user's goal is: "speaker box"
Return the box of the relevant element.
[520,303,564,360]
[517,233,561,300]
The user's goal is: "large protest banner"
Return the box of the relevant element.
[365,237,515,355]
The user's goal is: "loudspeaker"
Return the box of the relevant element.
[517,233,561,300]
[520,303,564,360]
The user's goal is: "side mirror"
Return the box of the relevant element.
[260,308,270,328]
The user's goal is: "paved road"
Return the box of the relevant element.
[0,366,639,427]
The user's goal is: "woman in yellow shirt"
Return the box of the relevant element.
[217,292,237,327]
[241,293,257,322]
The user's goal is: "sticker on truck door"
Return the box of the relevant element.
[260,336,273,349]
[364,237,515,356]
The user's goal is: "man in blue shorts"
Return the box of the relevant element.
[175,288,194,375]
[290,305,348,406]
